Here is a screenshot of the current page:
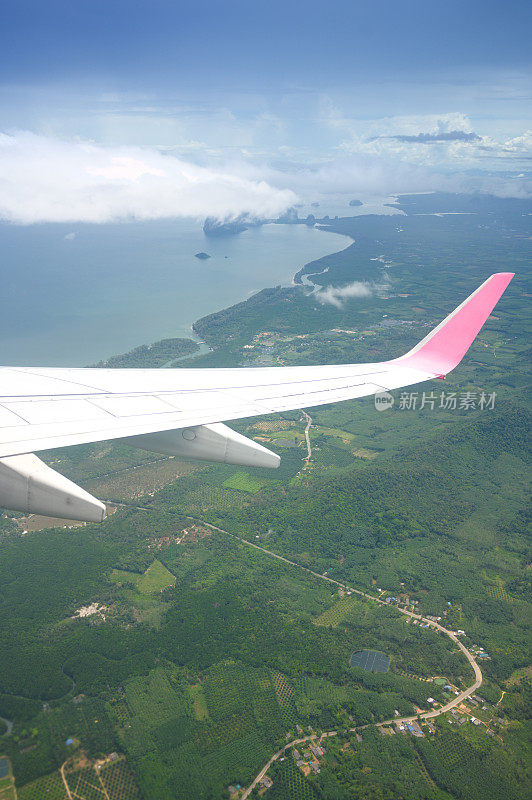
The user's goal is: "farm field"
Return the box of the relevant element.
[352,448,380,459]
[416,727,522,800]
[86,458,199,502]
[99,759,142,799]
[186,684,208,720]
[17,770,68,800]
[0,194,530,799]
[108,660,288,799]
[222,471,272,493]
[110,559,175,594]
[0,757,15,800]
[314,595,366,627]
[16,757,141,800]
[271,671,297,727]
[136,560,176,593]
[269,757,320,799]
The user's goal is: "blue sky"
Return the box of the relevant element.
[2,1,530,89]
[1,0,531,223]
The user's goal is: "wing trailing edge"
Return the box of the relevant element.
[0,273,515,521]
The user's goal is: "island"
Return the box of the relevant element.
[1,192,529,800]
[194,252,211,260]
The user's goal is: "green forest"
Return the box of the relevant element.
[0,193,530,799]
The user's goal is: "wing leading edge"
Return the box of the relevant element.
[0,272,514,521]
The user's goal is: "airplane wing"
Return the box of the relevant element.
[0,272,514,522]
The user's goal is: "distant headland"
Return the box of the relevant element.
[203,216,249,236]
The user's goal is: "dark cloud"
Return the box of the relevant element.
[380,130,481,144]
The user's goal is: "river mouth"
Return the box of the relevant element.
[1,219,350,367]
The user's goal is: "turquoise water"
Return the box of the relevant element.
[1,219,350,367]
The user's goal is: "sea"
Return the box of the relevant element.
[0,219,352,367]
[0,196,400,367]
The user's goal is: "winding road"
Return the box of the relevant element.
[97,501,482,798]
[301,411,313,462]
[0,715,13,736]
[176,516,482,799]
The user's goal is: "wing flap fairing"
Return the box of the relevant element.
[122,422,280,469]
[0,453,106,523]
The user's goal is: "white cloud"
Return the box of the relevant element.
[1,119,530,228]
[253,151,532,201]
[63,232,76,240]
[318,105,532,172]
[375,112,475,138]
[502,130,532,154]
[314,280,373,308]
[0,131,296,224]
[314,271,392,308]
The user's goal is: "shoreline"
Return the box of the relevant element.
[292,223,354,285]
[114,222,355,364]
[185,221,353,344]
[1,219,351,368]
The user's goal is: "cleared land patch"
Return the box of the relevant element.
[250,420,295,433]
[187,684,209,720]
[352,448,380,460]
[111,559,175,594]
[87,458,198,501]
[314,595,364,627]
[310,425,356,443]
[222,471,271,493]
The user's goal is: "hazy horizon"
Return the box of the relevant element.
[0,1,530,231]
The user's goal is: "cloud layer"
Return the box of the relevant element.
[0,132,296,224]
[324,109,532,173]
[1,116,530,228]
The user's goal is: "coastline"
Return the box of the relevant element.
[186,221,354,351]
[1,219,351,368]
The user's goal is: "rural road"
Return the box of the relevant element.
[180,516,483,798]
[301,411,313,462]
[60,759,74,800]
[241,731,339,800]
[97,506,482,796]
[0,715,13,736]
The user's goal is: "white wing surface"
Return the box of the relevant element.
[0,273,514,522]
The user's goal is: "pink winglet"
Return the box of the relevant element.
[397,273,514,376]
